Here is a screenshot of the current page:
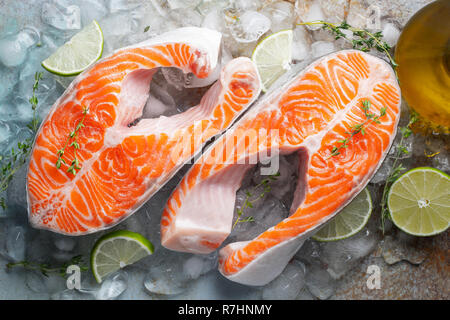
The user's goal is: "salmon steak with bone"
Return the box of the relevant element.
[160,50,401,285]
[27,27,261,235]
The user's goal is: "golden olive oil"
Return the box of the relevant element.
[395,0,450,132]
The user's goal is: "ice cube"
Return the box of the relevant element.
[196,0,228,16]
[252,154,299,206]
[161,61,221,90]
[386,129,414,161]
[5,225,27,262]
[346,1,377,30]
[0,16,20,36]
[41,2,81,30]
[143,249,194,295]
[2,125,33,156]
[16,72,57,121]
[0,28,39,67]
[260,1,295,32]
[370,157,394,184]
[221,46,233,66]
[0,121,32,154]
[79,0,109,26]
[6,163,28,210]
[95,271,128,300]
[381,22,401,47]
[51,289,93,300]
[0,119,17,149]
[346,0,432,29]
[0,67,19,101]
[52,235,77,252]
[25,268,68,295]
[17,27,40,48]
[146,73,177,117]
[232,0,263,12]
[305,0,350,24]
[147,0,170,17]
[52,251,76,262]
[54,75,75,89]
[292,26,312,62]
[182,256,206,280]
[229,195,289,242]
[182,252,218,280]
[25,230,55,264]
[305,266,336,300]
[294,238,323,267]
[202,9,226,33]
[261,261,306,300]
[99,12,139,52]
[311,41,335,58]
[169,8,203,28]
[26,271,49,293]
[167,0,202,10]
[135,10,179,39]
[297,287,316,300]
[432,150,449,173]
[142,94,177,119]
[320,227,378,279]
[150,68,211,114]
[159,67,184,91]
[227,10,271,43]
[100,12,140,36]
[296,0,325,30]
[108,0,141,13]
[0,120,11,145]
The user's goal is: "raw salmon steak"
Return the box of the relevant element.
[160,50,401,285]
[27,27,261,235]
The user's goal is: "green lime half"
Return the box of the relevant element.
[388,167,450,236]
[313,188,373,242]
[90,230,154,283]
[251,29,293,92]
[42,20,103,76]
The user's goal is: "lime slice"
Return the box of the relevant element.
[91,230,154,283]
[312,188,373,242]
[251,29,293,92]
[42,20,103,76]
[388,167,450,236]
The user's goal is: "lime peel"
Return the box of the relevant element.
[251,29,293,92]
[313,188,373,242]
[387,167,450,237]
[90,230,154,283]
[42,20,104,76]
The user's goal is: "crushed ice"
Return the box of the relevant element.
[0,0,446,300]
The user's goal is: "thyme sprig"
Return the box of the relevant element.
[233,171,280,228]
[27,72,43,132]
[329,100,386,158]
[380,111,419,233]
[0,72,43,210]
[297,20,398,75]
[56,106,89,175]
[6,255,89,278]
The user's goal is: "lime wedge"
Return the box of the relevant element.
[388,167,450,236]
[91,230,154,283]
[42,20,103,76]
[312,188,373,242]
[251,29,293,92]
